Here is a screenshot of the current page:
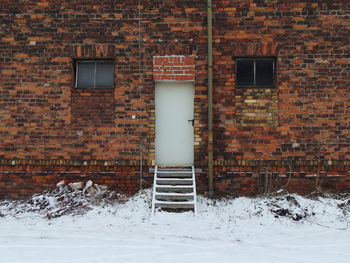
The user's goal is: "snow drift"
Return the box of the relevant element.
[0,183,349,263]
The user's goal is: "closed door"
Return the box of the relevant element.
[155,82,194,166]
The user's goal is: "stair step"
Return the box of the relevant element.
[156,185,193,193]
[157,173,192,178]
[152,166,197,215]
[155,194,194,201]
[156,189,193,193]
[154,192,194,196]
[156,197,194,202]
[155,200,194,204]
[157,178,192,181]
[155,201,195,209]
[156,179,193,185]
[156,184,193,188]
[156,170,192,173]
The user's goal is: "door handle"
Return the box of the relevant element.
[188,119,194,126]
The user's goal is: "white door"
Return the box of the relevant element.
[155,82,194,166]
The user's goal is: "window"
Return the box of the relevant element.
[236,58,275,87]
[75,60,114,89]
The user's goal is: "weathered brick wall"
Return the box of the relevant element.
[212,163,350,196]
[0,0,208,162]
[153,56,196,82]
[211,0,350,195]
[0,0,208,198]
[213,0,350,162]
[235,88,278,127]
[72,89,115,127]
[0,163,148,199]
[1,0,350,198]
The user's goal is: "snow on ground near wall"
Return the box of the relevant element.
[1,189,350,263]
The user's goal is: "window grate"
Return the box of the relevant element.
[236,58,275,87]
[75,60,114,89]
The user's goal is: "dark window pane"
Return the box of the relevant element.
[256,59,274,86]
[77,62,95,88]
[96,62,114,88]
[236,59,254,86]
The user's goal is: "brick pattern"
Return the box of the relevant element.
[1,163,349,199]
[153,56,196,82]
[213,0,350,162]
[1,0,350,197]
[235,88,278,127]
[72,44,115,59]
[212,165,350,196]
[72,89,115,127]
[0,165,150,199]
[71,45,116,127]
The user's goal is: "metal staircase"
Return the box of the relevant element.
[151,166,197,215]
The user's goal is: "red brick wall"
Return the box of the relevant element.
[72,89,115,127]
[1,162,349,199]
[0,164,147,199]
[153,56,195,82]
[1,0,350,198]
[213,0,350,161]
[211,164,350,196]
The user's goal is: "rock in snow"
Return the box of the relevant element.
[68,182,84,191]
[56,180,65,188]
[83,180,94,194]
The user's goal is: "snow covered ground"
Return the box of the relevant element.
[1,187,350,263]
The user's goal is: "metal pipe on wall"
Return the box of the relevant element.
[207,0,214,195]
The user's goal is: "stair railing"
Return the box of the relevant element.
[151,165,158,215]
[192,166,197,216]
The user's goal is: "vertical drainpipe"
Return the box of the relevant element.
[207,0,214,196]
